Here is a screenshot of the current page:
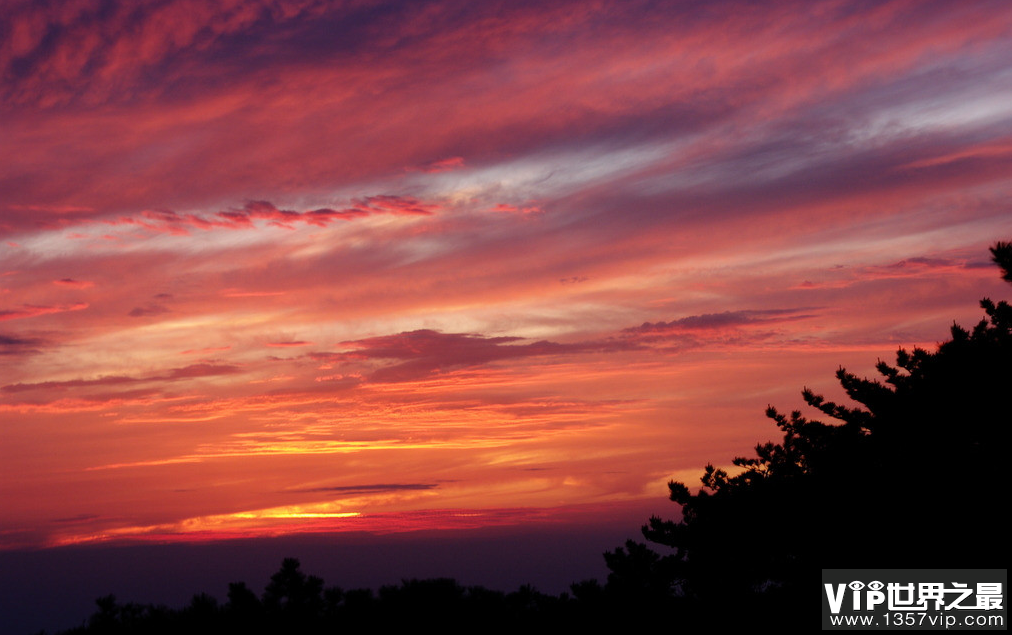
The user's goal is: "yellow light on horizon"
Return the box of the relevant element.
[232,511,361,519]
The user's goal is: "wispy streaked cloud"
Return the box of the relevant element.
[3,363,241,394]
[2,0,1011,549]
[0,302,88,321]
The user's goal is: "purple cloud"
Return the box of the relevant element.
[626,308,819,334]
[335,329,625,383]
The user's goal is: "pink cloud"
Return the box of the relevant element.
[0,333,49,356]
[791,256,987,290]
[8,362,235,388]
[1,0,324,107]
[0,302,88,321]
[420,157,465,173]
[2,0,1011,554]
[52,278,95,288]
[491,203,543,215]
[14,195,442,238]
[626,309,819,335]
[181,346,232,355]
[128,304,171,318]
[351,195,441,217]
[3,0,1009,239]
[222,290,286,298]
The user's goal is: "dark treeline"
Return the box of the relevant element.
[45,242,1011,634]
[49,555,796,634]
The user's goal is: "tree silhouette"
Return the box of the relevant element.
[57,557,608,633]
[992,241,1012,282]
[260,557,326,631]
[607,241,1011,615]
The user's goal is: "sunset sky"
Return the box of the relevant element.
[2,0,1012,556]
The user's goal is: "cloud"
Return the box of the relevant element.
[614,308,828,352]
[115,203,369,234]
[162,363,241,380]
[491,203,543,215]
[3,0,1008,240]
[420,157,465,173]
[2,363,240,393]
[1,0,326,107]
[793,256,986,289]
[2,375,136,393]
[885,257,957,270]
[222,290,286,298]
[350,195,440,217]
[181,346,232,355]
[128,304,170,317]
[334,329,623,383]
[218,200,371,229]
[2,0,1011,552]
[24,195,443,238]
[51,514,102,525]
[899,141,1012,171]
[289,483,439,494]
[0,303,88,321]
[53,278,94,288]
[0,333,48,356]
[313,308,836,384]
[626,309,819,334]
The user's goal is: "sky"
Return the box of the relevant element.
[2,0,1012,561]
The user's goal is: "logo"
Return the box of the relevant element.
[822,569,1006,630]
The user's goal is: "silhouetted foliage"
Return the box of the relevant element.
[261,556,325,630]
[54,557,611,634]
[992,241,1012,282]
[223,581,261,633]
[606,241,1011,624]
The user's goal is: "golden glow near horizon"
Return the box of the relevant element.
[2,0,1012,550]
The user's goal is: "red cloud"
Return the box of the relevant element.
[35,195,441,237]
